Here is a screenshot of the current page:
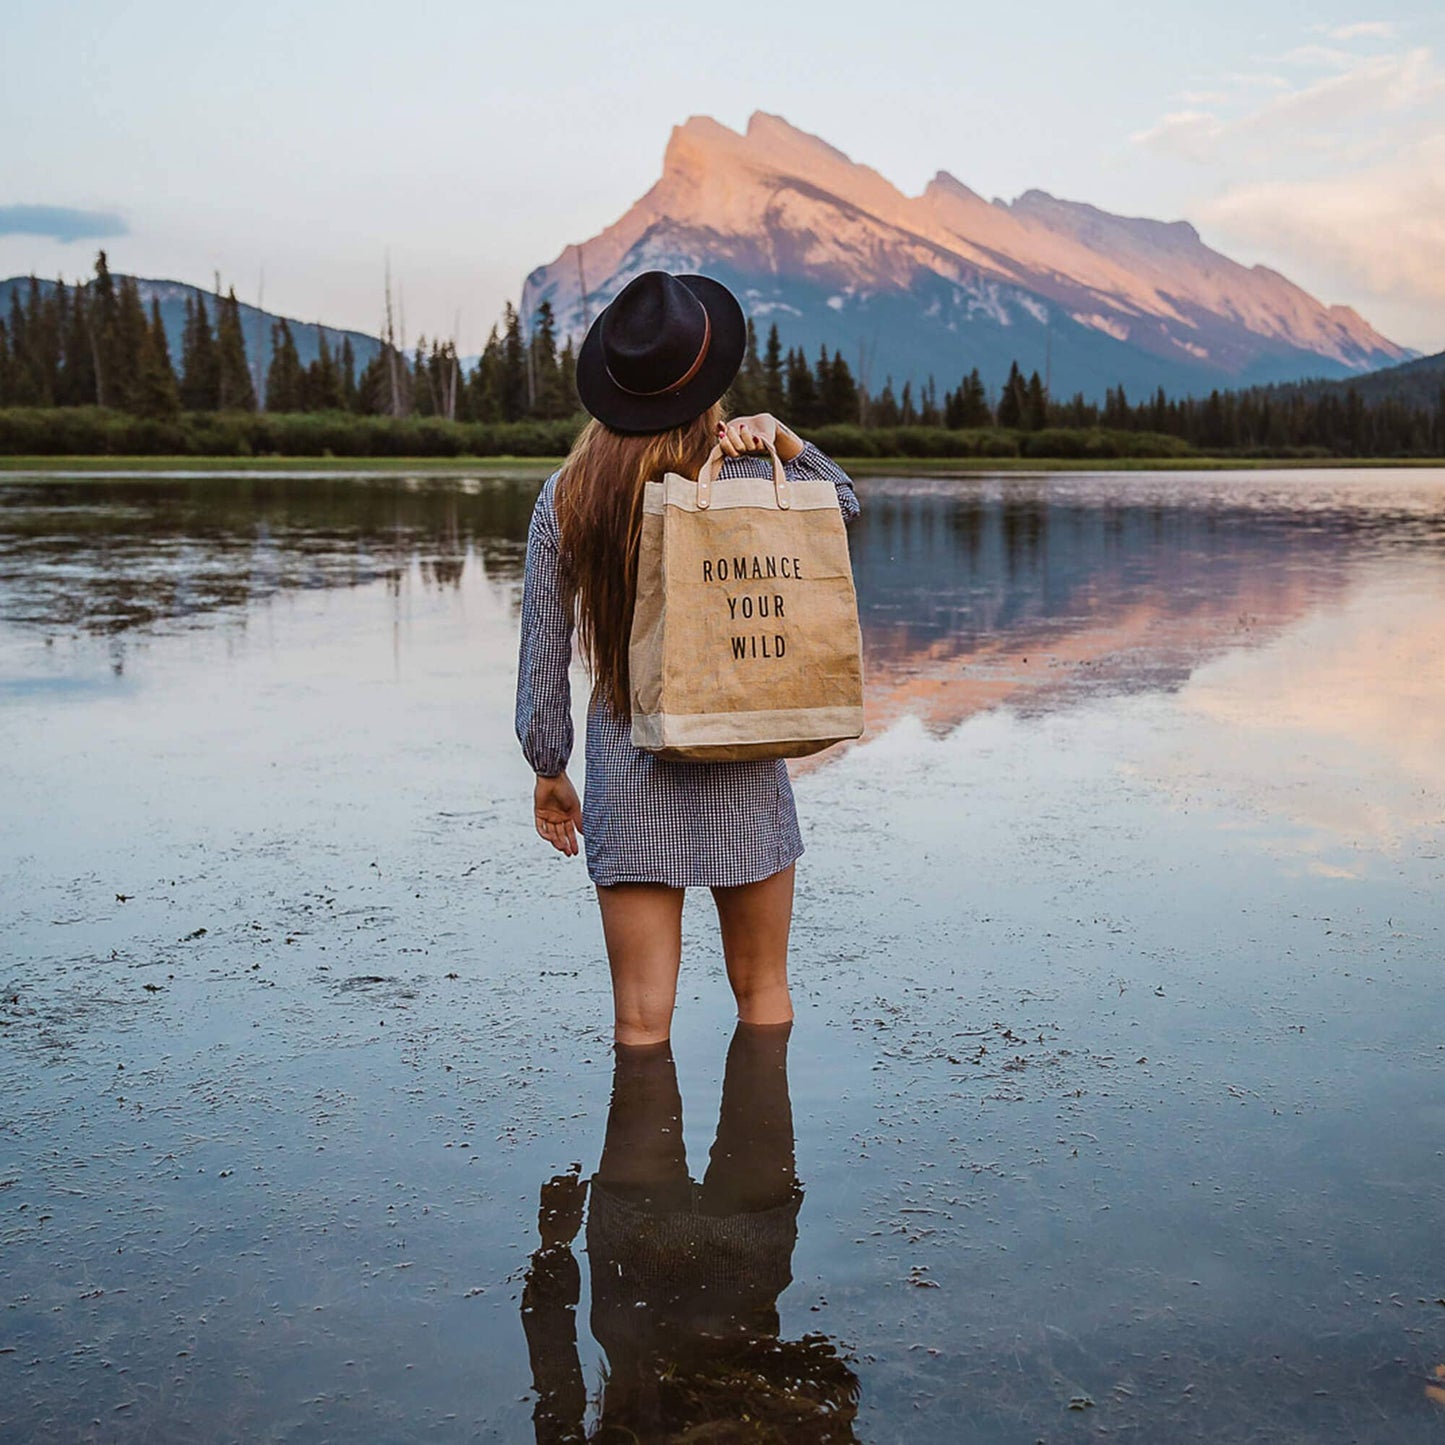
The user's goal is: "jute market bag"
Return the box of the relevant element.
[629,441,864,762]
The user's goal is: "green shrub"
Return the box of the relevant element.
[0,409,1216,461]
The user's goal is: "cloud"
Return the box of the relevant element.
[1135,47,1442,163]
[0,204,127,243]
[1199,133,1445,310]
[1130,29,1445,349]
[1129,110,1225,162]
[1322,21,1397,42]
[1239,47,1439,133]
[1281,44,1357,69]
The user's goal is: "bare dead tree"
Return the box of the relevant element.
[447,309,462,421]
[254,267,266,411]
[856,333,879,427]
[576,243,591,334]
[382,255,407,418]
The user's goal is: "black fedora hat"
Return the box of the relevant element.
[575,271,746,433]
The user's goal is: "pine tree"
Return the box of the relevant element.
[762,324,784,414]
[500,303,527,421]
[1103,383,1130,430]
[811,347,832,420]
[529,301,567,418]
[215,288,256,411]
[997,362,1027,429]
[410,337,460,419]
[24,277,61,405]
[919,376,941,428]
[265,319,303,411]
[873,378,901,428]
[134,298,180,418]
[179,294,220,410]
[355,351,391,416]
[1024,370,1047,430]
[307,328,343,411]
[111,276,151,413]
[822,349,858,424]
[961,368,990,426]
[411,341,435,416]
[899,380,917,427]
[469,325,504,423]
[339,337,358,411]
[6,289,38,405]
[60,282,96,405]
[785,347,818,427]
[88,251,120,408]
[728,318,766,415]
[558,336,578,416]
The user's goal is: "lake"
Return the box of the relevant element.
[1,465,1442,1443]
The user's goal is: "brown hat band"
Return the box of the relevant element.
[605,311,712,397]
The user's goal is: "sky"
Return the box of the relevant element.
[3,0,1442,354]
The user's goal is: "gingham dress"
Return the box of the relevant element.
[515,442,859,889]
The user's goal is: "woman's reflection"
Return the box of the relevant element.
[522,1022,859,1442]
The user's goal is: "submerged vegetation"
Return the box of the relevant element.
[2,253,1443,459]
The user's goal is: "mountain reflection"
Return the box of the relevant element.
[521,1026,858,1443]
[841,476,1445,744]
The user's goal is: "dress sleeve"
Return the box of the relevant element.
[784,440,860,525]
[715,440,861,524]
[515,476,574,777]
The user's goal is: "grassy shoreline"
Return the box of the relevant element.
[2,453,1443,477]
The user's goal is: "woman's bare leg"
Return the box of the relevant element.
[595,883,685,1045]
[710,864,796,1027]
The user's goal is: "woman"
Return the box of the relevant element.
[516,270,859,1045]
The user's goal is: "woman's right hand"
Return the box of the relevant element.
[718,413,804,462]
[534,771,582,856]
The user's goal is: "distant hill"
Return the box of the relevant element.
[0,274,384,381]
[522,112,1413,403]
[1313,349,1445,407]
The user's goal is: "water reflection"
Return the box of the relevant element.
[0,474,536,633]
[522,1025,858,1442]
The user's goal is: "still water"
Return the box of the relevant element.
[1,466,1442,1443]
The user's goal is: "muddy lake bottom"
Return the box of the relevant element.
[1,466,1443,1443]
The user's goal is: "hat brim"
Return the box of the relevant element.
[574,274,747,433]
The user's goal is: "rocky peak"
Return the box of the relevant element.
[1010,190,1206,257]
[923,171,986,205]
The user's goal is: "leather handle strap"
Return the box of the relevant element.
[696,440,791,511]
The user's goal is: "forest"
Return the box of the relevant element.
[2,254,1442,458]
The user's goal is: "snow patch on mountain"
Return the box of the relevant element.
[1074,313,1131,342]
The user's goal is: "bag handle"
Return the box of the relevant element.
[695,440,791,512]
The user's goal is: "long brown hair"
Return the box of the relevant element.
[555,401,725,715]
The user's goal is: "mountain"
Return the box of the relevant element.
[0,274,383,380]
[521,113,1411,402]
